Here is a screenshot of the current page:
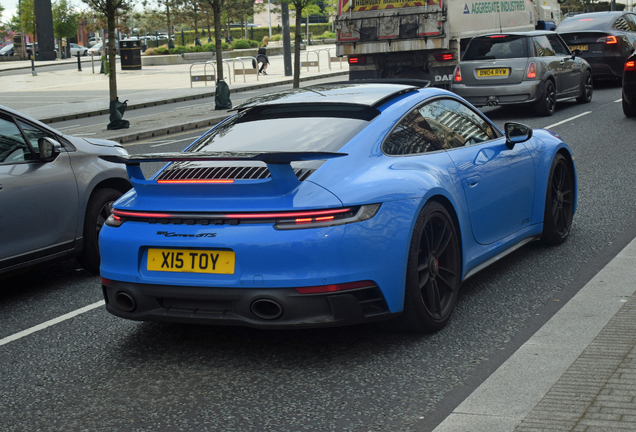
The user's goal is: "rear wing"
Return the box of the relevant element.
[100,151,347,186]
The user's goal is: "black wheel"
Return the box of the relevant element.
[535,80,556,116]
[623,96,636,117]
[576,71,593,103]
[394,201,461,333]
[541,154,575,245]
[76,188,122,274]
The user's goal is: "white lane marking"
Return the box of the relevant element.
[545,111,592,129]
[150,140,178,148]
[615,99,622,102]
[56,124,82,131]
[73,132,97,136]
[0,300,104,348]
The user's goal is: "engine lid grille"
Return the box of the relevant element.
[156,166,315,182]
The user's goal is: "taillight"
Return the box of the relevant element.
[526,62,537,79]
[489,35,506,38]
[434,53,454,61]
[626,60,636,71]
[596,36,618,44]
[454,65,462,82]
[105,214,124,227]
[275,204,380,230]
[295,280,375,294]
[348,56,366,65]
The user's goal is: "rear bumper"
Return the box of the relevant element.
[451,80,542,107]
[102,279,395,328]
[585,57,624,79]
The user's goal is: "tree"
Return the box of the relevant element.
[20,0,37,40]
[81,0,132,104]
[0,5,7,41]
[284,0,318,88]
[203,0,225,80]
[53,0,79,52]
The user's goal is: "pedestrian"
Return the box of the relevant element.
[254,47,269,75]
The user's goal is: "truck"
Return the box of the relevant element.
[335,0,563,87]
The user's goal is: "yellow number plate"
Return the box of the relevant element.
[147,248,235,274]
[569,45,588,51]
[477,68,509,77]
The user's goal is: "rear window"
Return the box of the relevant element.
[189,104,378,154]
[557,14,616,31]
[463,36,528,61]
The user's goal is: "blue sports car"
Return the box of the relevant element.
[99,81,577,332]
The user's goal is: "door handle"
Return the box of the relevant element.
[559,59,565,65]
[466,176,481,186]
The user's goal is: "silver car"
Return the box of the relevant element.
[0,106,131,274]
[451,31,593,116]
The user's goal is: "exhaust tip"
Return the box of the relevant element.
[251,299,283,320]
[115,291,136,312]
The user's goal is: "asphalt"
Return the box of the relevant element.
[2,48,636,431]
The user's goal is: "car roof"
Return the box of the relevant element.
[476,30,558,38]
[233,82,425,111]
[0,104,61,135]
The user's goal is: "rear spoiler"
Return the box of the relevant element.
[100,151,347,185]
[100,151,347,166]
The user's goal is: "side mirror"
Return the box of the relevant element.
[38,137,62,162]
[504,123,533,149]
[572,49,583,58]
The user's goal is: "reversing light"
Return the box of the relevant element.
[434,53,454,61]
[453,65,462,82]
[348,56,366,65]
[526,62,537,79]
[625,60,636,71]
[295,280,375,294]
[596,36,618,44]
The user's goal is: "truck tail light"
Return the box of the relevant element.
[596,36,618,44]
[526,62,537,79]
[348,56,366,65]
[434,53,454,61]
[453,65,462,82]
[626,60,636,71]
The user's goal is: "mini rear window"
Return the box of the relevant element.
[463,36,528,61]
[188,104,378,154]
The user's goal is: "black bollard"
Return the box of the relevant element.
[77,51,82,71]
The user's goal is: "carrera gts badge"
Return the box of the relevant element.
[156,231,217,238]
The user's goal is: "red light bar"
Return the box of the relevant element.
[112,209,172,218]
[225,208,351,219]
[295,218,313,223]
[490,35,506,38]
[626,60,636,71]
[295,280,375,294]
[157,179,234,184]
[348,56,366,65]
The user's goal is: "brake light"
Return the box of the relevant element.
[295,280,375,294]
[348,56,366,65]
[434,53,454,61]
[526,62,537,79]
[596,36,618,44]
[454,65,462,82]
[490,35,506,38]
[626,60,636,71]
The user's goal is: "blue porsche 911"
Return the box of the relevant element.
[99,81,576,332]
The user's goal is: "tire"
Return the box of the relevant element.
[541,154,575,245]
[576,71,593,104]
[623,96,636,117]
[76,188,122,274]
[535,80,557,116]
[394,201,462,333]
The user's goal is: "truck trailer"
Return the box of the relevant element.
[335,0,563,86]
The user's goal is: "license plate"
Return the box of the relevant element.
[569,45,588,51]
[477,68,509,77]
[147,248,235,274]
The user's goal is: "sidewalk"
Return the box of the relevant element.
[0,45,348,143]
[434,236,636,432]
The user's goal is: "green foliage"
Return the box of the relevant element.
[318,31,336,39]
[232,38,250,49]
[155,46,168,54]
[53,0,79,40]
[249,40,259,48]
[20,0,36,36]
[101,55,110,76]
[270,34,282,41]
[168,45,187,54]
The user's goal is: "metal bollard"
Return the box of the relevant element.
[30,54,37,76]
[77,51,82,71]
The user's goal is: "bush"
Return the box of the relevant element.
[155,46,168,55]
[222,42,230,50]
[144,48,156,56]
[270,34,282,41]
[232,39,251,49]
[249,40,259,48]
[318,31,336,39]
[202,43,215,52]
[168,46,187,54]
